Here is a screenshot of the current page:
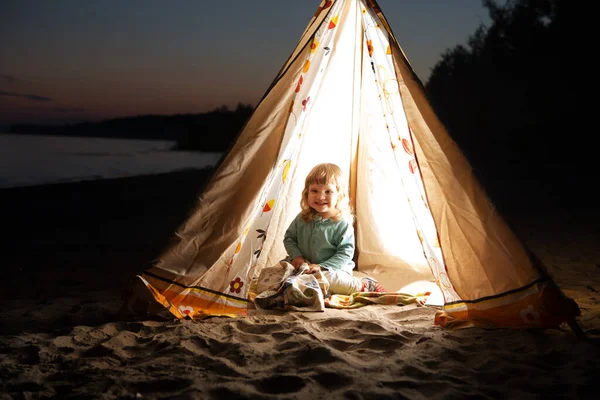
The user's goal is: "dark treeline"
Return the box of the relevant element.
[425,0,579,207]
[9,103,255,152]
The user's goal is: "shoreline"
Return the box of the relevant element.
[0,167,213,192]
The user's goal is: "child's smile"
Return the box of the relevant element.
[308,183,338,218]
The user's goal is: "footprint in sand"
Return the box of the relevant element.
[252,375,306,395]
[294,344,340,366]
[311,371,354,390]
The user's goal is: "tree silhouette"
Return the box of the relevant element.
[9,104,255,153]
[425,0,578,208]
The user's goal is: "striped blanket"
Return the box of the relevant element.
[325,291,429,309]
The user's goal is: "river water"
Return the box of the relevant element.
[0,134,222,189]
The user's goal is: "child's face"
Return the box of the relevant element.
[307,183,338,218]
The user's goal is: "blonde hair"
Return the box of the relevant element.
[300,163,352,222]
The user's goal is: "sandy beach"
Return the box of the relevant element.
[1,169,599,399]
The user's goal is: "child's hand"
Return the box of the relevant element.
[291,256,307,269]
[307,264,321,274]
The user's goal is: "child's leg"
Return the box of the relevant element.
[321,269,362,295]
[322,270,387,295]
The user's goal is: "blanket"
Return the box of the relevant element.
[325,291,429,309]
[253,262,429,312]
[253,261,330,312]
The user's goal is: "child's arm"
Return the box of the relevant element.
[283,216,307,268]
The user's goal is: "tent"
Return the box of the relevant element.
[126,0,580,329]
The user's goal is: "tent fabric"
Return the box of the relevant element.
[130,0,580,328]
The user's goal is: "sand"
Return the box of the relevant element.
[1,169,599,399]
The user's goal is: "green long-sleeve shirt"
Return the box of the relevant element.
[283,213,355,274]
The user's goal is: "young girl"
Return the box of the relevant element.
[283,163,385,295]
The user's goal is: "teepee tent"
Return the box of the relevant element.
[128,0,579,328]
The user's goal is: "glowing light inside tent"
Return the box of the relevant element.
[399,280,445,306]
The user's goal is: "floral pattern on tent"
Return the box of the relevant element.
[136,0,347,319]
